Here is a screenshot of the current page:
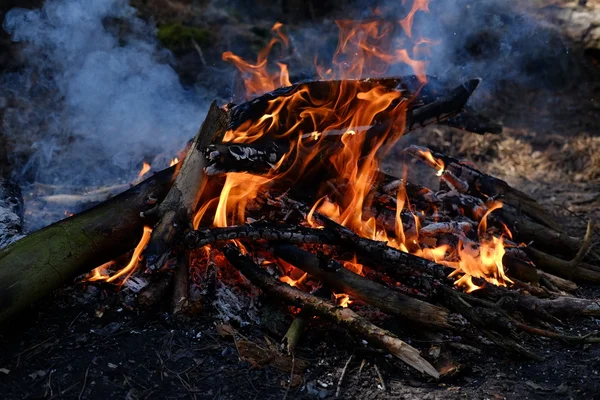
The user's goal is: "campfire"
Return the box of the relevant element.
[2,6,599,383]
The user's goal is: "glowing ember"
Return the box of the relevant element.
[343,255,364,276]
[87,226,153,286]
[333,292,352,308]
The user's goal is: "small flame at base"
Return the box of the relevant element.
[87,226,153,286]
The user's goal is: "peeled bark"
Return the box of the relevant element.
[144,102,229,269]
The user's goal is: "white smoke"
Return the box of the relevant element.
[2,0,208,229]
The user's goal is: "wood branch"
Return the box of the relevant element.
[519,219,597,285]
[136,273,174,308]
[454,288,600,343]
[222,244,440,379]
[185,220,448,281]
[479,285,600,317]
[184,223,336,249]
[402,145,561,231]
[500,210,585,258]
[229,76,484,137]
[172,253,190,315]
[0,167,177,324]
[274,244,457,331]
[282,310,310,354]
[282,197,449,279]
[436,286,544,361]
[525,248,600,284]
[537,270,578,292]
[0,178,25,249]
[144,102,229,269]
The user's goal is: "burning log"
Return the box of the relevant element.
[222,244,440,379]
[228,76,485,138]
[273,244,457,331]
[144,102,229,269]
[0,166,176,324]
[403,145,562,231]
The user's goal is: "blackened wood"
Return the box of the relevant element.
[403,145,561,231]
[525,246,600,284]
[479,285,600,317]
[436,286,544,361]
[442,106,503,135]
[499,210,582,257]
[222,244,440,378]
[172,253,190,315]
[184,223,338,249]
[228,76,482,134]
[274,244,456,331]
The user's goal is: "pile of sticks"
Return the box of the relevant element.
[1,76,598,379]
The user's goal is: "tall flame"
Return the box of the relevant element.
[198,2,512,293]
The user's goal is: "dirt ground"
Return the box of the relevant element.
[1,1,600,399]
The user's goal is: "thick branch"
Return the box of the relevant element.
[145,102,229,268]
[274,244,457,331]
[402,145,561,231]
[222,244,439,379]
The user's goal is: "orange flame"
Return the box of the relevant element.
[87,226,153,286]
[343,254,364,276]
[399,0,431,38]
[209,6,511,294]
[417,149,445,176]
[138,162,151,179]
[280,272,308,288]
[169,157,179,167]
[222,22,291,99]
[333,292,352,308]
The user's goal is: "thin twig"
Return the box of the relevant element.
[336,354,354,398]
[191,38,207,66]
[78,365,91,400]
[358,359,367,376]
[373,364,386,391]
[282,355,295,400]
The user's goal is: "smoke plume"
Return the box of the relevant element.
[1,0,209,230]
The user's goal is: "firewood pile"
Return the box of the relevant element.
[1,73,599,380]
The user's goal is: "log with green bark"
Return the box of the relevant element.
[0,166,177,325]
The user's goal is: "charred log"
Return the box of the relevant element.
[274,244,457,331]
[228,76,486,136]
[402,145,561,231]
[222,244,440,378]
